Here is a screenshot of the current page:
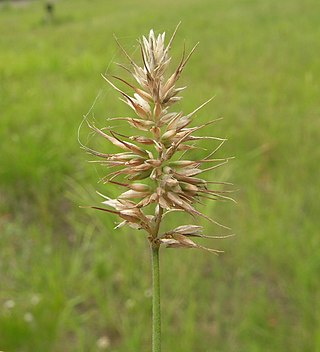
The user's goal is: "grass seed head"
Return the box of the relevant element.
[84,26,233,252]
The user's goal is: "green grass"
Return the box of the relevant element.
[1,0,319,351]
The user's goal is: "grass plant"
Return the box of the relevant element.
[82,27,233,351]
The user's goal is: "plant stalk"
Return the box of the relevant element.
[151,244,161,352]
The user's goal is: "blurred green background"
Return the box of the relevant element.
[0,0,319,351]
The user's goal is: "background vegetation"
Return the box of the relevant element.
[0,0,319,351]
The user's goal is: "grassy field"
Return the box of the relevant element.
[1,0,319,351]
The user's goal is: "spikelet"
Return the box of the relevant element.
[83,25,233,252]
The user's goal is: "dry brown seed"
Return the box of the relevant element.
[119,190,150,199]
[167,225,203,236]
[130,136,154,145]
[112,75,153,102]
[102,74,150,119]
[161,129,177,141]
[180,183,198,193]
[129,183,151,192]
[108,117,155,131]
[109,131,148,157]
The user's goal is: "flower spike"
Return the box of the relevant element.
[83,26,233,253]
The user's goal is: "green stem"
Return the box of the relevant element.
[151,245,161,352]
